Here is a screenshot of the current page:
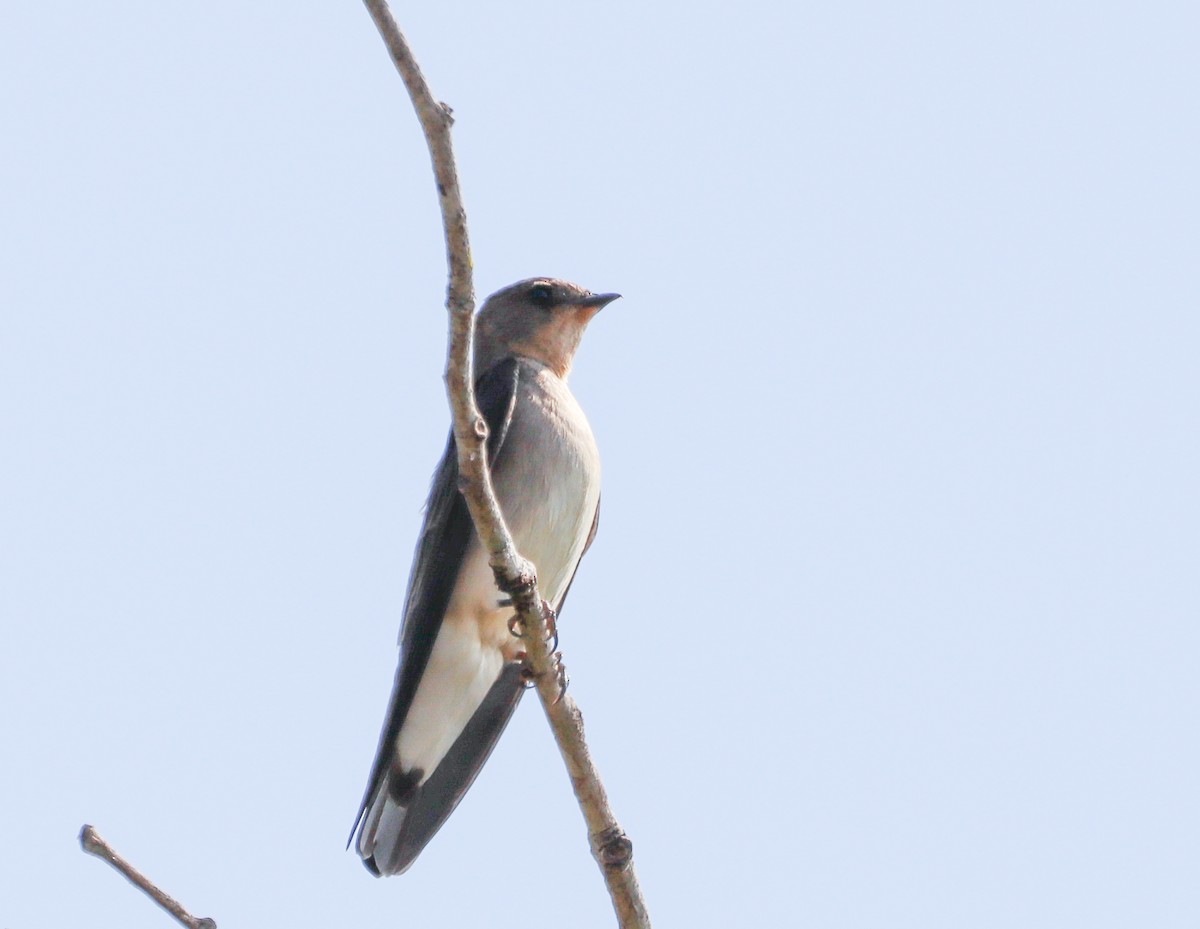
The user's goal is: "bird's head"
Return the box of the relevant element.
[475,278,620,378]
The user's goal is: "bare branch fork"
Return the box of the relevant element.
[362,2,651,926]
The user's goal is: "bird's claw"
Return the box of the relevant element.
[508,600,559,651]
[541,600,560,651]
[550,650,569,704]
[517,651,569,702]
[511,600,564,698]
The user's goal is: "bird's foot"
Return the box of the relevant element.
[517,651,569,703]
[507,600,559,651]
[511,600,565,698]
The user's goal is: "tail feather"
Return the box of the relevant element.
[356,663,526,875]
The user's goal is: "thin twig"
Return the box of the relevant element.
[79,825,217,929]
[361,3,651,927]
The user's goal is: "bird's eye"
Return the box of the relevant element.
[529,283,554,307]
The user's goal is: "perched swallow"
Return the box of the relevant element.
[351,278,619,875]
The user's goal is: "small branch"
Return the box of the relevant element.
[362,0,525,585]
[79,825,216,929]
[362,4,651,927]
[539,691,652,928]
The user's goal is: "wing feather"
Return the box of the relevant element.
[350,358,521,851]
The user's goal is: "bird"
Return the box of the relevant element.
[350,277,619,876]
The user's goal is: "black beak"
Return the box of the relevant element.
[579,292,622,309]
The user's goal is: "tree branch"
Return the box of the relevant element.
[361,3,651,926]
[79,825,217,929]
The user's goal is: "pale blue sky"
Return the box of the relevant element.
[2,2,1198,927]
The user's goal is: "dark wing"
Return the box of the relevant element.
[350,357,522,848]
[385,663,526,866]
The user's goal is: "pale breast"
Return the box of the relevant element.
[492,363,601,606]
